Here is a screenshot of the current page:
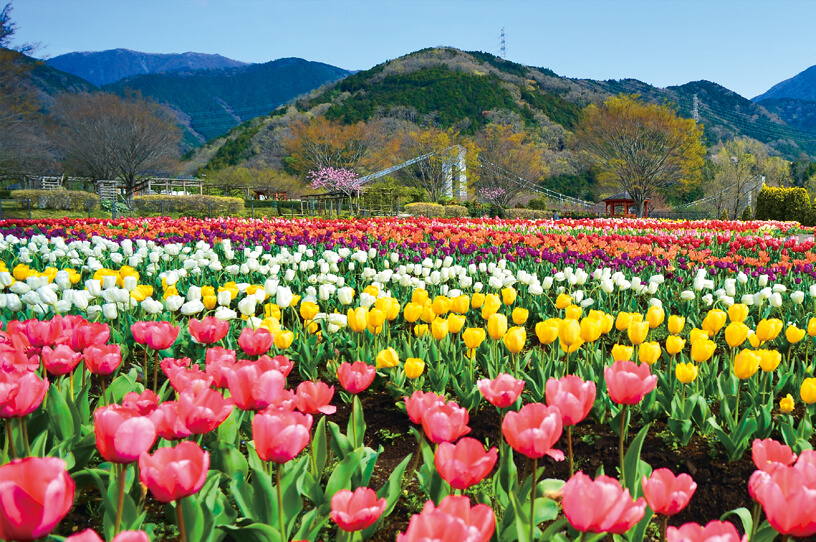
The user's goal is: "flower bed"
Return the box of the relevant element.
[0,216,814,541]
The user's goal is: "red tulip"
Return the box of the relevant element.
[23,317,63,349]
[420,495,495,542]
[160,356,192,377]
[604,360,657,405]
[752,438,797,473]
[0,371,48,418]
[477,373,525,408]
[83,344,122,376]
[145,321,180,351]
[189,316,230,344]
[0,457,75,541]
[166,364,213,393]
[238,327,273,357]
[227,364,289,411]
[130,321,151,345]
[148,401,192,441]
[94,404,158,463]
[641,468,697,516]
[753,465,816,537]
[42,344,83,377]
[122,389,160,415]
[666,521,745,542]
[0,370,20,409]
[256,354,294,378]
[139,441,209,503]
[562,472,646,534]
[178,387,234,434]
[68,321,110,352]
[337,361,376,394]
[404,390,445,425]
[545,375,596,426]
[205,347,237,388]
[434,437,498,490]
[67,529,150,542]
[252,408,313,463]
[397,504,491,542]
[501,402,563,460]
[330,487,387,532]
[0,330,38,372]
[421,401,471,444]
[296,381,336,415]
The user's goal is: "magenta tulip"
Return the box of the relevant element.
[94,404,158,464]
[434,437,498,490]
[501,402,564,460]
[477,373,525,408]
[189,316,230,345]
[604,360,657,405]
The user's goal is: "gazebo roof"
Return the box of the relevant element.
[602,191,650,202]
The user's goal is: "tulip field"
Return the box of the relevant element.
[3,215,816,541]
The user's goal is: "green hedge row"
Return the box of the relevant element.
[11,189,100,211]
[755,185,811,224]
[404,202,468,218]
[133,195,244,218]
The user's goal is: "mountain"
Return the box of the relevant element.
[46,49,248,86]
[104,57,351,144]
[1,47,97,102]
[753,65,816,102]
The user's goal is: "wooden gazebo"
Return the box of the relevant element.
[603,191,650,217]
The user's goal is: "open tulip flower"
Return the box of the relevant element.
[667,520,745,542]
[562,472,646,534]
[330,487,387,532]
[422,401,471,444]
[337,361,376,394]
[252,407,313,463]
[477,373,524,409]
[641,468,697,517]
[188,316,230,344]
[605,360,657,405]
[501,402,563,460]
[404,390,446,425]
[434,437,498,490]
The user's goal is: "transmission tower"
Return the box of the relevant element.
[500,27,506,59]
[692,94,700,122]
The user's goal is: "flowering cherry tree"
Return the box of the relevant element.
[307,167,364,197]
[478,187,507,207]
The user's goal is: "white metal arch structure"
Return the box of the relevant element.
[357,145,467,200]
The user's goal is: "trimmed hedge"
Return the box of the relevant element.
[11,189,100,211]
[755,184,811,224]
[404,202,468,217]
[133,195,244,218]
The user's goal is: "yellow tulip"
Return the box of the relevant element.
[471,293,485,309]
[601,313,615,335]
[363,285,379,298]
[12,264,29,281]
[163,285,179,300]
[559,319,582,348]
[201,285,215,298]
[481,294,501,319]
[431,318,449,340]
[414,324,429,338]
[384,298,401,321]
[412,289,429,305]
[756,319,783,343]
[512,307,529,325]
[691,339,716,363]
[646,306,665,329]
[565,304,583,321]
[403,302,422,323]
[203,295,217,310]
[748,331,761,348]
[580,316,603,343]
[368,308,386,335]
[487,313,508,340]
[376,347,400,369]
[589,310,605,321]
[347,307,368,333]
[611,344,634,361]
[432,296,452,316]
[307,321,320,334]
[462,327,486,350]
[130,285,150,302]
[786,325,806,344]
[274,330,294,350]
[728,304,750,323]
[733,349,760,380]
[264,303,281,321]
[560,338,584,354]
[628,321,649,346]
[638,341,662,365]
[676,362,698,384]
[300,301,319,321]
[535,320,559,345]
[260,317,281,335]
[555,293,572,310]
[667,315,686,335]
[503,326,526,354]
[724,322,750,348]
[289,295,301,308]
[780,394,795,413]
[666,335,686,356]
[451,295,470,315]
[501,287,517,306]
[404,358,425,379]
[758,349,782,372]
[809,317,816,337]
[420,303,435,324]
[701,309,727,337]
[447,313,466,334]
[615,312,633,332]
[689,328,709,344]
[802,378,816,404]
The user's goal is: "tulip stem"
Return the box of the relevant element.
[750,501,761,542]
[619,405,629,487]
[6,420,16,460]
[276,464,285,540]
[176,497,187,542]
[152,350,159,394]
[404,432,424,491]
[19,418,29,456]
[115,463,125,535]
[734,380,741,430]
[660,515,667,542]
[351,398,358,448]
[567,426,574,478]
[100,377,108,406]
[530,457,537,542]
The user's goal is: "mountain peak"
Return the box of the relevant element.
[753,64,816,102]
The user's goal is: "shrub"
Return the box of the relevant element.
[133,195,244,218]
[755,184,811,223]
[11,189,100,211]
[404,202,467,217]
[443,205,468,218]
[740,205,753,221]
[527,197,548,211]
[505,209,553,219]
[719,209,729,220]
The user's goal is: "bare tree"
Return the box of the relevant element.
[53,92,181,193]
[475,123,547,207]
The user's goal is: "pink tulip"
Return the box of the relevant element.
[256,354,294,377]
[330,487,387,532]
[752,438,797,473]
[545,375,596,426]
[166,364,213,393]
[139,441,209,503]
[145,321,180,351]
[667,521,746,542]
[148,401,192,441]
[562,472,646,534]
[337,361,376,394]
[422,401,471,444]
[23,317,63,349]
[238,327,273,357]
[0,457,75,541]
[0,371,20,410]
[641,468,697,516]
[205,347,237,388]
[397,504,491,542]
[501,402,563,460]
[477,373,525,408]
[295,381,336,415]
[177,387,234,434]
[252,408,312,463]
[753,465,816,537]
[604,360,657,405]
[0,370,48,418]
[94,405,157,464]
[404,390,445,425]
[189,316,230,345]
[83,344,122,376]
[130,321,151,345]
[68,321,110,352]
[122,389,160,415]
[67,529,150,542]
[434,437,498,490]
[419,496,495,542]
[227,364,289,412]
[41,344,83,377]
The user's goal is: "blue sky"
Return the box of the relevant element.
[10,0,815,99]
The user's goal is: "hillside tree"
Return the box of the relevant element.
[475,123,548,207]
[53,91,181,193]
[575,94,705,216]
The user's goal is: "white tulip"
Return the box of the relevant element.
[359,292,376,308]
[337,287,354,305]
[36,286,58,306]
[772,284,787,294]
[141,298,164,315]
[181,300,206,315]
[217,290,232,306]
[542,277,553,290]
[769,292,783,308]
[54,300,72,313]
[792,290,805,305]
[680,290,695,301]
[102,303,118,320]
[237,296,257,316]
[759,275,768,287]
[0,272,13,287]
[276,286,293,308]
[86,305,102,319]
[165,295,184,312]
[702,294,714,306]
[810,284,816,298]
[9,282,30,295]
[528,283,543,296]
